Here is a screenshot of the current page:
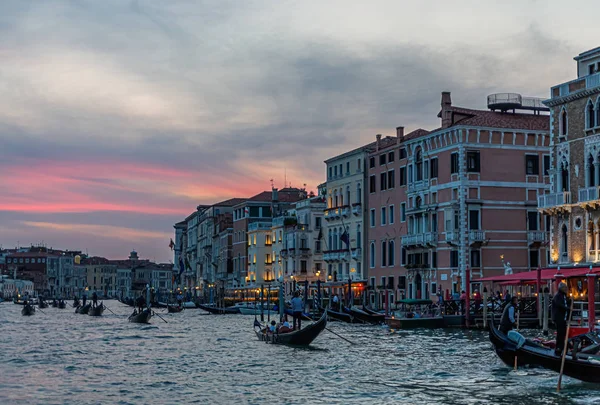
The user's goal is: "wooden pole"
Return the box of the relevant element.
[557,299,575,393]
[543,287,550,336]
[483,287,488,329]
[465,266,471,328]
[587,273,596,332]
[260,284,264,322]
[537,266,542,328]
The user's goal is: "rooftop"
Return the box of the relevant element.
[440,106,549,131]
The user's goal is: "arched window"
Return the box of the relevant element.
[338,227,344,249]
[388,240,395,266]
[381,241,387,267]
[561,224,568,255]
[587,100,596,129]
[560,107,568,137]
[339,188,344,206]
[357,224,362,247]
[334,190,338,207]
[561,162,569,192]
[415,149,423,181]
[333,229,338,250]
[328,229,333,250]
[369,242,375,268]
[596,98,600,127]
[589,155,596,187]
[356,183,362,204]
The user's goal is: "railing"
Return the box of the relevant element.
[407,180,429,193]
[323,251,340,261]
[551,71,600,98]
[352,203,362,216]
[351,248,362,259]
[339,251,349,261]
[538,192,571,209]
[445,230,459,244]
[248,222,272,232]
[469,230,486,244]
[579,186,600,203]
[341,206,350,217]
[527,230,546,245]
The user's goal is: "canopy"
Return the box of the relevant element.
[478,267,598,283]
[397,299,433,305]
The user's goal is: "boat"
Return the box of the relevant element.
[326,307,362,323]
[75,303,91,314]
[284,307,314,321]
[362,306,384,316]
[254,312,327,346]
[167,305,183,313]
[347,307,385,324]
[21,304,35,316]
[182,301,196,309]
[197,304,240,314]
[385,299,445,329]
[88,303,105,316]
[489,320,600,383]
[238,301,279,316]
[58,301,66,309]
[128,308,152,324]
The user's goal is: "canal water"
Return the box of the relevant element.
[1,302,598,405]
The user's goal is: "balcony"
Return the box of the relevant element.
[469,230,486,246]
[407,180,429,194]
[352,203,362,216]
[339,251,349,261]
[538,192,571,212]
[324,208,338,222]
[288,247,296,256]
[280,249,288,259]
[351,248,362,259]
[341,206,350,217]
[445,231,459,245]
[401,232,438,249]
[299,247,311,256]
[323,251,340,261]
[551,71,600,99]
[579,186,600,207]
[528,231,546,247]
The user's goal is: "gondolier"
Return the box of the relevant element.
[552,282,570,356]
[92,291,98,308]
[291,291,304,330]
[499,296,518,335]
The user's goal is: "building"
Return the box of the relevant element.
[367,91,550,308]
[214,213,234,286]
[0,275,34,299]
[247,220,274,285]
[185,212,198,290]
[540,47,600,267]
[110,251,174,299]
[82,256,118,297]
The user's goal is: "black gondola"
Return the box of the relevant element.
[88,303,105,316]
[75,303,91,314]
[284,307,313,321]
[362,306,384,316]
[167,305,183,313]
[197,304,240,314]
[346,307,385,324]
[326,307,361,323]
[128,308,152,324]
[489,320,600,383]
[255,312,327,346]
[58,301,66,309]
[22,304,36,316]
[37,300,48,309]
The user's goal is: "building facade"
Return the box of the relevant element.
[541,47,600,267]
[368,91,551,307]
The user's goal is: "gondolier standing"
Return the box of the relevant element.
[499,296,518,335]
[92,291,98,308]
[552,282,570,356]
[291,291,304,330]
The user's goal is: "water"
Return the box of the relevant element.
[1,302,599,405]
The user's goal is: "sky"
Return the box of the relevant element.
[0,0,597,262]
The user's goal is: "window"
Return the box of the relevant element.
[467,151,480,172]
[346,162,350,174]
[388,240,395,266]
[7,258,11,264]
[388,151,395,162]
[543,155,550,175]
[379,154,386,166]
[399,148,407,159]
[300,260,308,273]
[431,283,437,295]
[587,100,596,129]
[381,207,387,225]
[370,277,375,287]
[450,153,459,174]
[356,183,362,204]
[470,250,481,267]
[529,249,539,268]
[369,175,376,193]
[415,150,423,181]
[450,251,459,268]
[389,205,395,224]
[560,108,568,136]
[315,217,322,229]
[388,169,395,189]
[328,167,332,179]
[525,155,539,175]
[370,209,375,227]
[357,158,361,171]
[401,203,406,222]
[469,210,480,230]
[431,213,437,232]
[380,172,388,191]
[398,275,406,289]
[430,158,438,179]
[528,211,539,231]
[432,251,437,268]
[25,258,30,263]
[381,241,387,267]
[369,242,375,268]
[369,157,375,168]
[334,166,338,177]
[399,167,407,186]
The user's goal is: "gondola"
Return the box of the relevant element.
[58,301,66,309]
[326,307,362,323]
[284,307,314,321]
[197,304,240,314]
[75,303,91,314]
[37,300,49,309]
[167,305,183,313]
[362,306,384,316]
[128,308,152,324]
[347,307,385,324]
[489,320,600,383]
[21,304,36,316]
[254,312,327,346]
[88,303,105,316]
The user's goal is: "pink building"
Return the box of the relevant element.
[367,92,550,308]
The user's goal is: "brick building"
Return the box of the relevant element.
[367,91,550,308]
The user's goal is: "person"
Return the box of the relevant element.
[73,296,80,308]
[278,318,292,333]
[136,293,146,314]
[291,291,304,330]
[552,282,570,356]
[82,293,87,307]
[92,291,98,308]
[504,290,512,303]
[177,292,183,306]
[500,296,518,335]
[269,320,277,333]
[332,294,340,311]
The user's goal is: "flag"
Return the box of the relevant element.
[244,206,249,217]
[340,230,350,247]
[317,227,323,241]
[169,239,175,251]
[178,255,185,275]
[184,256,191,271]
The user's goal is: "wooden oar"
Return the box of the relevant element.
[325,327,356,345]
[36,306,46,315]
[557,299,575,393]
[152,310,168,323]
[103,305,116,316]
[514,309,520,371]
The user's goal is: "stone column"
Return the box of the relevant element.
[595,159,600,187]
[586,163,590,188]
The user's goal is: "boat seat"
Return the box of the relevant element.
[507,331,526,349]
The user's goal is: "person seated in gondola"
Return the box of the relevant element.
[278,319,292,334]
[500,296,519,335]
[268,320,277,334]
[92,291,98,308]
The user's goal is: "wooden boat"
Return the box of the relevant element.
[37,300,49,309]
[326,307,361,323]
[88,303,105,316]
[284,307,314,320]
[75,303,91,314]
[255,312,327,346]
[362,307,384,316]
[489,320,600,383]
[386,315,445,329]
[128,308,152,324]
[198,304,240,314]
[22,304,36,316]
[167,305,183,313]
[347,307,385,324]
[58,301,66,309]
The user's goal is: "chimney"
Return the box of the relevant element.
[441,91,452,128]
[396,126,404,145]
[272,187,279,202]
[376,134,382,151]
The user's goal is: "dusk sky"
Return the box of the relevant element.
[0,0,597,263]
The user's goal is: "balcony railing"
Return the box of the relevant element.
[341,206,350,217]
[538,192,571,209]
[527,230,546,245]
[445,231,459,244]
[351,248,362,259]
[579,186,600,204]
[469,230,486,245]
[407,180,429,194]
[551,71,600,99]
[323,251,340,261]
[402,232,438,247]
[352,203,362,216]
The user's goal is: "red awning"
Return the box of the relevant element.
[477,267,598,283]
